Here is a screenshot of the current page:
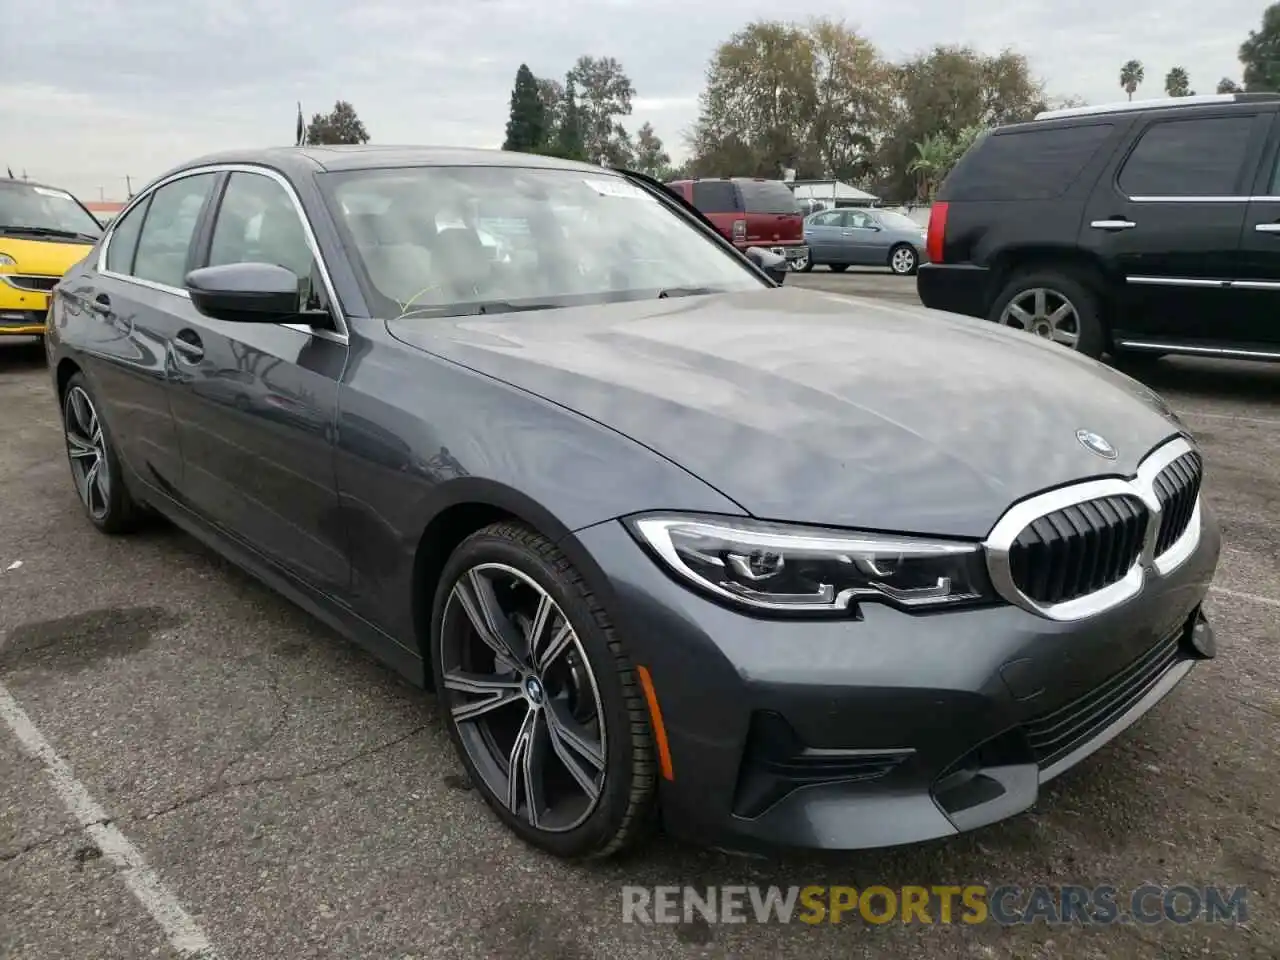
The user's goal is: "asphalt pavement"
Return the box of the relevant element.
[2,271,1278,959]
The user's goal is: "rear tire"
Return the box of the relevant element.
[60,373,144,534]
[987,268,1107,359]
[431,521,657,860]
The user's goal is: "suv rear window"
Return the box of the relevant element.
[690,181,740,212]
[942,123,1115,202]
[737,180,800,214]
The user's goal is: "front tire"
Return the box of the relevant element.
[987,268,1107,359]
[430,521,656,860]
[61,373,143,534]
[889,244,918,276]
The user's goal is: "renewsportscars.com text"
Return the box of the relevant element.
[621,884,1249,926]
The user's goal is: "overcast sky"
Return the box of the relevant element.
[0,0,1266,201]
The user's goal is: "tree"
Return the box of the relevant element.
[906,124,986,201]
[549,77,587,162]
[689,19,896,181]
[1217,77,1244,93]
[874,45,1045,200]
[1241,3,1280,92]
[305,101,370,145]
[632,122,673,179]
[503,64,547,152]
[1120,59,1145,100]
[567,56,636,165]
[1164,66,1192,97]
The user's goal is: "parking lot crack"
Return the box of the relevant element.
[136,724,431,823]
[209,660,291,787]
[0,818,110,864]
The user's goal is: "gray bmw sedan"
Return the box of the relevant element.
[45,146,1220,860]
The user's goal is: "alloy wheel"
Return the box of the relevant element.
[790,252,810,272]
[439,563,607,832]
[890,246,917,275]
[1000,288,1080,348]
[64,386,111,521]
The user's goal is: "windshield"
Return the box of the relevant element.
[876,211,924,232]
[736,180,800,215]
[322,165,766,316]
[0,182,103,239]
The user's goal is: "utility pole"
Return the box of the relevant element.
[125,175,133,197]
[99,186,105,201]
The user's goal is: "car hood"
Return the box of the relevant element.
[0,236,95,277]
[386,288,1183,538]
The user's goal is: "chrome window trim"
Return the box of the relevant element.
[983,436,1201,622]
[96,163,349,345]
[1127,195,1280,202]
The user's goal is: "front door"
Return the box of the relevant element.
[841,209,886,265]
[1080,110,1269,347]
[166,169,351,596]
[1233,112,1280,352]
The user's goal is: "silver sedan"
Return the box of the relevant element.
[800,207,929,276]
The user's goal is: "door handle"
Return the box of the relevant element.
[172,329,204,363]
[1090,219,1137,230]
[88,293,111,314]
[1254,222,1280,233]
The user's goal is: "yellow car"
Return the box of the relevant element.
[1,177,102,338]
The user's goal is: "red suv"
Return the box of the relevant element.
[665,177,808,270]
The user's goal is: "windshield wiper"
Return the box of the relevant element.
[657,286,723,299]
[0,225,98,241]
[399,300,563,319]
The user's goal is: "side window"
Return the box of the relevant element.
[103,197,150,275]
[811,211,841,226]
[1118,116,1256,197]
[132,173,216,288]
[846,211,874,228]
[691,181,739,212]
[944,123,1115,202]
[208,172,315,282]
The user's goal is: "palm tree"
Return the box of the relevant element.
[1165,66,1192,97]
[1120,60,1145,100]
[907,133,954,202]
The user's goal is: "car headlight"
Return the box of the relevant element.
[0,253,16,267]
[626,514,994,614]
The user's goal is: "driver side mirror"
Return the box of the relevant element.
[185,262,330,326]
[744,246,787,285]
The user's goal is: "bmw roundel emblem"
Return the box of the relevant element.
[1076,429,1117,460]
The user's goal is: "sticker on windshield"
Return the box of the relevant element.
[33,187,74,201]
[582,178,648,199]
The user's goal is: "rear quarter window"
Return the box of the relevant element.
[941,123,1116,202]
[690,181,740,213]
[736,180,800,214]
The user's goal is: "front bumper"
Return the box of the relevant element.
[0,308,47,336]
[737,242,809,270]
[571,505,1220,853]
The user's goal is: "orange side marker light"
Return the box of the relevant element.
[636,665,674,781]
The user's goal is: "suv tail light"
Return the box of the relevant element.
[732,219,747,241]
[926,202,948,264]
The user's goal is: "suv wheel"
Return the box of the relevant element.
[889,244,918,276]
[987,270,1106,359]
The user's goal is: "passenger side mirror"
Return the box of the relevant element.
[744,246,788,285]
[185,262,320,324]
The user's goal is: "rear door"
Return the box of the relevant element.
[1081,109,1270,346]
[74,171,220,497]
[1233,110,1280,351]
[803,209,844,262]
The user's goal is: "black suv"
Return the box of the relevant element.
[917,93,1280,363]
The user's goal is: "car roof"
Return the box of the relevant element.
[0,176,75,194]
[158,145,611,183]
